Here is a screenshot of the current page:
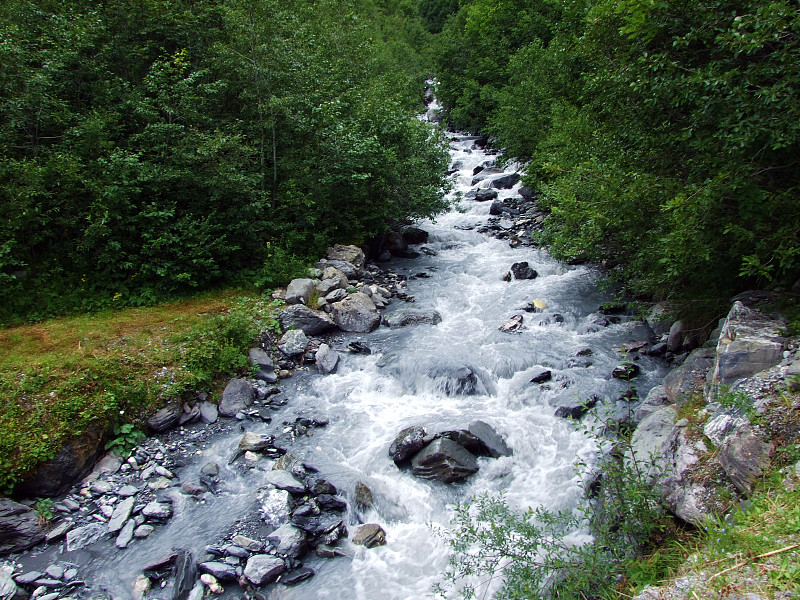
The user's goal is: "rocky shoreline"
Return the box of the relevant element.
[2,135,798,600]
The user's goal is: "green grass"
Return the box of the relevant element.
[0,290,283,495]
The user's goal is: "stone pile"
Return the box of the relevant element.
[388,421,512,483]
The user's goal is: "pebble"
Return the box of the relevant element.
[200,574,223,594]
[133,524,155,539]
[154,465,174,479]
[118,485,139,497]
[44,565,64,580]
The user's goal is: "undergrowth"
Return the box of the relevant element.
[0,291,283,495]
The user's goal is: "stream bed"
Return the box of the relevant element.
[8,133,669,600]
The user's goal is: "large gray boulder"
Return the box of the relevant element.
[490,173,520,189]
[285,278,315,305]
[411,438,479,483]
[474,188,498,202]
[326,244,365,272]
[278,305,336,336]
[147,403,182,432]
[718,426,772,494]
[315,344,339,374]
[331,292,380,333]
[709,301,786,390]
[663,347,715,404]
[278,329,309,357]
[383,308,442,329]
[218,378,254,417]
[248,348,274,371]
[0,498,45,555]
[468,420,512,458]
[629,407,715,525]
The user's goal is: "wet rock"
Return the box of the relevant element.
[132,575,151,600]
[426,363,481,395]
[290,513,344,541]
[389,425,429,465]
[0,498,46,555]
[115,519,135,549]
[468,420,512,458]
[238,432,275,453]
[278,329,309,357]
[199,575,221,595]
[181,482,206,496]
[499,314,524,333]
[198,562,238,582]
[474,188,498,202]
[147,403,182,432]
[0,566,20,600]
[285,278,315,305]
[281,566,315,585]
[134,525,154,539]
[411,438,479,482]
[142,501,172,520]
[355,482,373,508]
[13,571,43,586]
[278,305,336,336]
[331,292,381,333]
[529,369,552,384]
[266,524,307,558]
[199,401,219,424]
[108,496,135,533]
[265,471,307,495]
[491,173,521,189]
[352,524,386,548]
[402,227,429,245]
[315,343,339,374]
[510,262,538,280]
[172,549,196,600]
[66,523,105,552]
[383,308,442,329]
[315,495,347,512]
[218,379,255,417]
[45,520,72,544]
[718,427,773,494]
[201,462,220,477]
[612,363,640,381]
[552,394,599,420]
[244,555,286,586]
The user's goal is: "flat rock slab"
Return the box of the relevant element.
[411,438,479,483]
[108,496,135,533]
[0,498,46,554]
[66,523,106,552]
[352,524,386,548]
[265,470,307,494]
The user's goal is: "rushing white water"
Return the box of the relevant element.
[248,135,667,599]
[39,134,667,600]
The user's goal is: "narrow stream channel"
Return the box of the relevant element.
[14,130,668,600]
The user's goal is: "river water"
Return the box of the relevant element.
[25,132,668,600]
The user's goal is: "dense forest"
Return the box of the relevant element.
[431,0,800,323]
[2,0,799,325]
[0,0,448,322]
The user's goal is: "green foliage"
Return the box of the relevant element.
[0,0,449,324]
[433,0,800,322]
[34,498,54,529]
[105,423,145,458]
[437,441,670,598]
